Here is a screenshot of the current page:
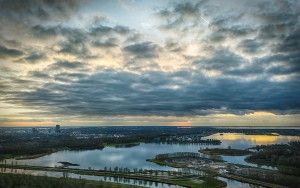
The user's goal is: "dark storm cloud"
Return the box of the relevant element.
[0,45,23,58]
[15,70,300,116]
[124,42,159,59]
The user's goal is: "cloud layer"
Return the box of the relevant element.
[0,0,299,126]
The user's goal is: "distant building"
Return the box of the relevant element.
[32,128,38,134]
[55,125,61,133]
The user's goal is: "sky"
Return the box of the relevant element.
[0,0,299,127]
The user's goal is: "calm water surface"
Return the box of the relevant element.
[12,133,300,170]
[7,133,300,188]
[217,177,265,188]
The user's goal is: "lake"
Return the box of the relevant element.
[11,133,300,170]
[6,132,300,188]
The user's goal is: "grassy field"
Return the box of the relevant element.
[0,173,142,188]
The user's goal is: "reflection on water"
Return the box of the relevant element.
[206,133,300,146]
[5,133,300,188]
[218,177,265,188]
[10,133,300,170]
[0,168,183,188]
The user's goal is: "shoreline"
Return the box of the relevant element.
[0,164,226,188]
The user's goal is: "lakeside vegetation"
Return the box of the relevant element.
[148,151,300,188]
[0,164,226,188]
[0,137,105,160]
[0,127,221,160]
[246,141,300,176]
[0,173,141,188]
[200,148,252,156]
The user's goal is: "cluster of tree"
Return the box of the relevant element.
[230,167,300,188]
[0,137,105,157]
[200,147,252,156]
[0,173,138,188]
[246,141,300,176]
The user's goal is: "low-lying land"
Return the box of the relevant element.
[148,152,223,170]
[149,152,300,188]
[200,148,252,156]
[0,127,221,160]
[58,161,80,167]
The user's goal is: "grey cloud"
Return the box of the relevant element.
[48,60,85,70]
[260,52,300,75]
[28,71,50,79]
[157,1,205,31]
[0,0,81,24]
[158,0,299,80]
[58,28,90,57]
[59,41,88,56]
[31,25,61,38]
[124,42,159,59]
[238,39,263,54]
[54,72,88,82]
[30,25,90,57]
[25,52,46,63]
[193,49,245,71]
[0,45,23,58]
[92,38,118,48]
[14,70,300,116]
[276,29,300,53]
[90,25,131,36]
[165,40,183,53]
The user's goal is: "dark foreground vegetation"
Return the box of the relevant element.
[246,141,300,176]
[0,164,226,188]
[200,148,252,156]
[0,173,140,188]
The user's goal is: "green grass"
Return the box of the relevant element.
[0,173,142,188]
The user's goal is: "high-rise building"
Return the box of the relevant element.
[55,125,61,133]
[32,128,38,134]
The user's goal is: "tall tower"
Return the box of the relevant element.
[55,125,61,133]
